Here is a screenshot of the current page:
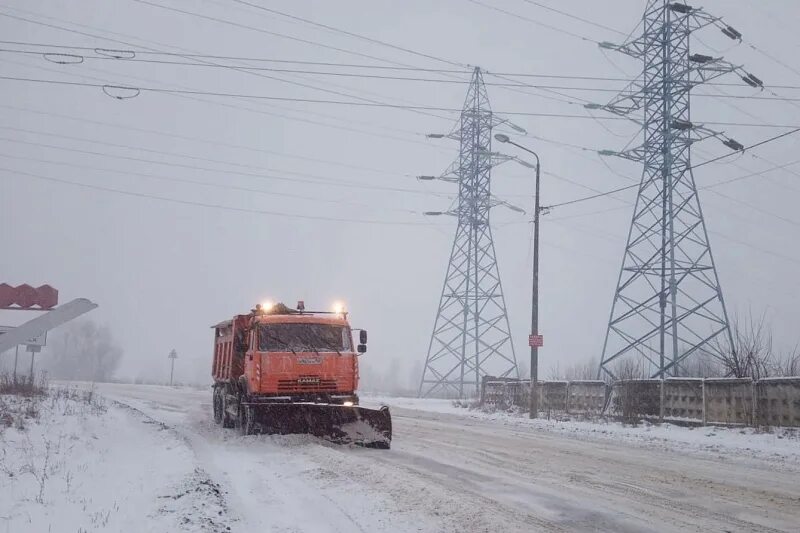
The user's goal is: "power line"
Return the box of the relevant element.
[15,38,800,97]
[545,183,637,209]
[0,132,449,197]
[546,126,800,209]
[122,1,419,70]
[0,151,421,214]
[0,54,440,150]
[0,167,435,226]
[225,0,466,68]
[0,73,622,118]
[6,73,799,126]
[518,0,627,36]
[220,1,592,108]
[0,102,415,179]
[12,34,800,93]
[0,7,456,124]
[0,38,468,71]
[464,0,599,43]
[9,43,800,104]
[704,157,800,189]
[0,124,422,189]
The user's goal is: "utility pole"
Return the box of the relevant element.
[417,67,524,399]
[494,134,542,418]
[168,349,178,386]
[13,344,19,382]
[591,1,760,379]
[28,345,40,384]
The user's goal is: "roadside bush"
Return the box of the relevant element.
[0,371,48,397]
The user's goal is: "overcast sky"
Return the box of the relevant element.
[2,0,800,388]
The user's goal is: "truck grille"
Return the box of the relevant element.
[277,378,337,392]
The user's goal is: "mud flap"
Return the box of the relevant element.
[249,403,392,449]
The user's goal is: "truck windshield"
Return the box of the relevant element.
[258,323,352,353]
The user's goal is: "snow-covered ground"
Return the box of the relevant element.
[364,395,800,467]
[0,386,229,533]
[3,383,800,532]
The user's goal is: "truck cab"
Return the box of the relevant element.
[246,311,360,404]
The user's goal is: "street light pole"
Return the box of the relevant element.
[495,133,541,419]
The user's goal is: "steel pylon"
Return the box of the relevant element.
[594,0,753,379]
[418,67,519,398]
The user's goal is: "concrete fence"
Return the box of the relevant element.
[481,377,607,415]
[481,375,800,427]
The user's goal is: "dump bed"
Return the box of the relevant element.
[211,315,249,382]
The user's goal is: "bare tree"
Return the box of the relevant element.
[42,321,123,382]
[673,351,724,378]
[774,349,800,377]
[546,357,598,381]
[547,362,562,381]
[711,311,773,380]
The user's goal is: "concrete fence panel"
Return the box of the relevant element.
[481,376,529,408]
[539,381,568,413]
[663,378,704,421]
[610,379,661,419]
[704,378,753,425]
[756,377,800,427]
[567,381,607,414]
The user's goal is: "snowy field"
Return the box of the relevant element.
[2,383,799,532]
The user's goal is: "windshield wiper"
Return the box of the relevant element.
[264,333,297,355]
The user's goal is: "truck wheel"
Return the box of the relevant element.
[221,393,235,429]
[239,404,255,436]
[212,388,223,425]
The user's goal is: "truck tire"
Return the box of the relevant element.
[221,392,235,429]
[212,387,223,425]
[239,403,255,436]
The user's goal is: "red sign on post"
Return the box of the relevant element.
[528,334,543,348]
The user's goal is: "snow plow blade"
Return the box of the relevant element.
[251,403,392,448]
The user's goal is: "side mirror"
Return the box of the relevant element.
[357,344,367,354]
[359,330,367,344]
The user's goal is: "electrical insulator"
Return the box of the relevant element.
[671,119,693,130]
[741,75,757,88]
[721,25,742,40]
[689,54,714,64]
[669,3,693,13]
[741,74,763,89]
[723,138,745,151]
[747,73,764,87]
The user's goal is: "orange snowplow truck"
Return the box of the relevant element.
[211,301,391,448]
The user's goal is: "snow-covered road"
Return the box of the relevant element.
[95,383,800,532]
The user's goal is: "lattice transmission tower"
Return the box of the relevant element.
[418,67,522,398]
[592,1,761,379]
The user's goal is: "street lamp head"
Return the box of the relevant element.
[494,133,510,143]
[514,157,537,169]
